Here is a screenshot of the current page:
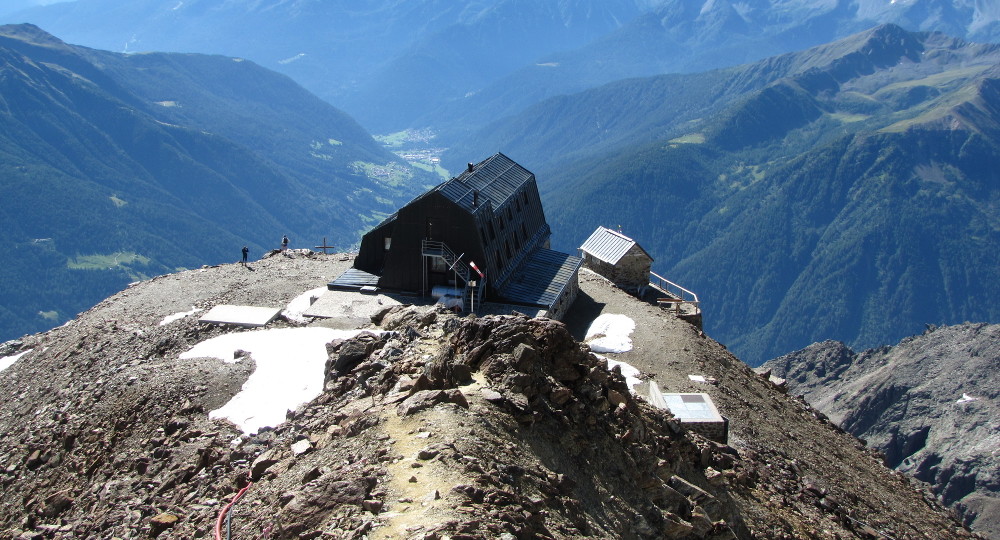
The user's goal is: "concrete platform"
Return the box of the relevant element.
[303,289,406,323]
[647,384,728,443]
[199,305,282,327]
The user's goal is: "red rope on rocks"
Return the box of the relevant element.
[214,477,253,540]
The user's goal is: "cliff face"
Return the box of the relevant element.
[766,325,1000,538]
[0,253,973,538]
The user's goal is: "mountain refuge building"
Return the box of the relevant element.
[578,226,654,291]
[331,153,582,320]
[579,225,703,328]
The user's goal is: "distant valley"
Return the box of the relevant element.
[0,24,435,340]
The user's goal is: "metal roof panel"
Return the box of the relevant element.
[437,153,533,212]
[579,226,639,265]
[498,248,582,307]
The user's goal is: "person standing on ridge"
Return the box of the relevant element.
[241,245,249,265]
[281,235,289,251]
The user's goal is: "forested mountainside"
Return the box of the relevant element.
[0,24,433,341]
[765,324,1000,538]
[444,24,1000,365]
[4,0,998,134]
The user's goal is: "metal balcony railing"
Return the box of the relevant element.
[649,271,700,315]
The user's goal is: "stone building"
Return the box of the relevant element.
[578,227,653,290]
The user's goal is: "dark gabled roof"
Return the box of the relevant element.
[437,153,534,212]
[579,226,653,265]
[498,248,582,308]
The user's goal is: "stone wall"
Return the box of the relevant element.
[582,245,651,289]
[547,270,581,321]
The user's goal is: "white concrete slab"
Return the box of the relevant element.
[303,289,404,321]
[199,305,282,327]
[661,393,724,423]
[647,380,668,409]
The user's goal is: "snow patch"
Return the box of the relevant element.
[282,287,328,323]
[0,349,32,373]
[584,314,635,353]
[180,327,379,434]
[600,356,642,392]
[956,393,981,404]
[159,307,202,326]
[278,53,306,65]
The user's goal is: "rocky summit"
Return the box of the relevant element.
[0,251,976,538]
[766,325,1000,538]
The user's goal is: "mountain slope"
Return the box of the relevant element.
[2,0,659,132]
[443,24,998,171]
[442,25,1000,365]
[0,24,432,341]
[5,1,999,135]
[0,252,974,538]
[765,324,1000,538]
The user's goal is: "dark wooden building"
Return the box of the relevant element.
[331,153,582,319]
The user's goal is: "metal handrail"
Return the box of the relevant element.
[649,271,700,314]
[422,240,470,282]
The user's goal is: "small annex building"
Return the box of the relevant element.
[331,153,582,320]
[579,226,653,290]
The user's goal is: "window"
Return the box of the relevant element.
[521,223,529,242]
[431,257,447,272]
[384,237,392,250]
[498,216,505,231]
[495,250,503,270]
[522,191,529,205]
[505,240,512,260]
[480,227,488,244]
[506,207,513,221]
[488,222,496,240]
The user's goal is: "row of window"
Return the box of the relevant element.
[483,199,534,274]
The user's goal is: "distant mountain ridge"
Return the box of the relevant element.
[0,24,433,341]
[3,0,998,134]
[440,24,1000,365]
[764,324,1000,538]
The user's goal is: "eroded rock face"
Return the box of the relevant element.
[766,323,1000,537]
[309,308,753,538]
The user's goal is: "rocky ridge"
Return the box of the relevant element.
[765,325,1000,538]
[0,252,976,538]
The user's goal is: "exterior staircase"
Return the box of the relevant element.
[422,239,483,313]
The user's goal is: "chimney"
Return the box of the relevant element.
[467,162,474,173]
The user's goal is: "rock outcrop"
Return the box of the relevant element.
[766,324,1000,538]
[0,253,975,538]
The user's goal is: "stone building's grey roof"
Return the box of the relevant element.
[579,226,652,265]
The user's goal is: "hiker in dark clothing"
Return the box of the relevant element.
[281,235,289,251]
[241,246,249,265]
